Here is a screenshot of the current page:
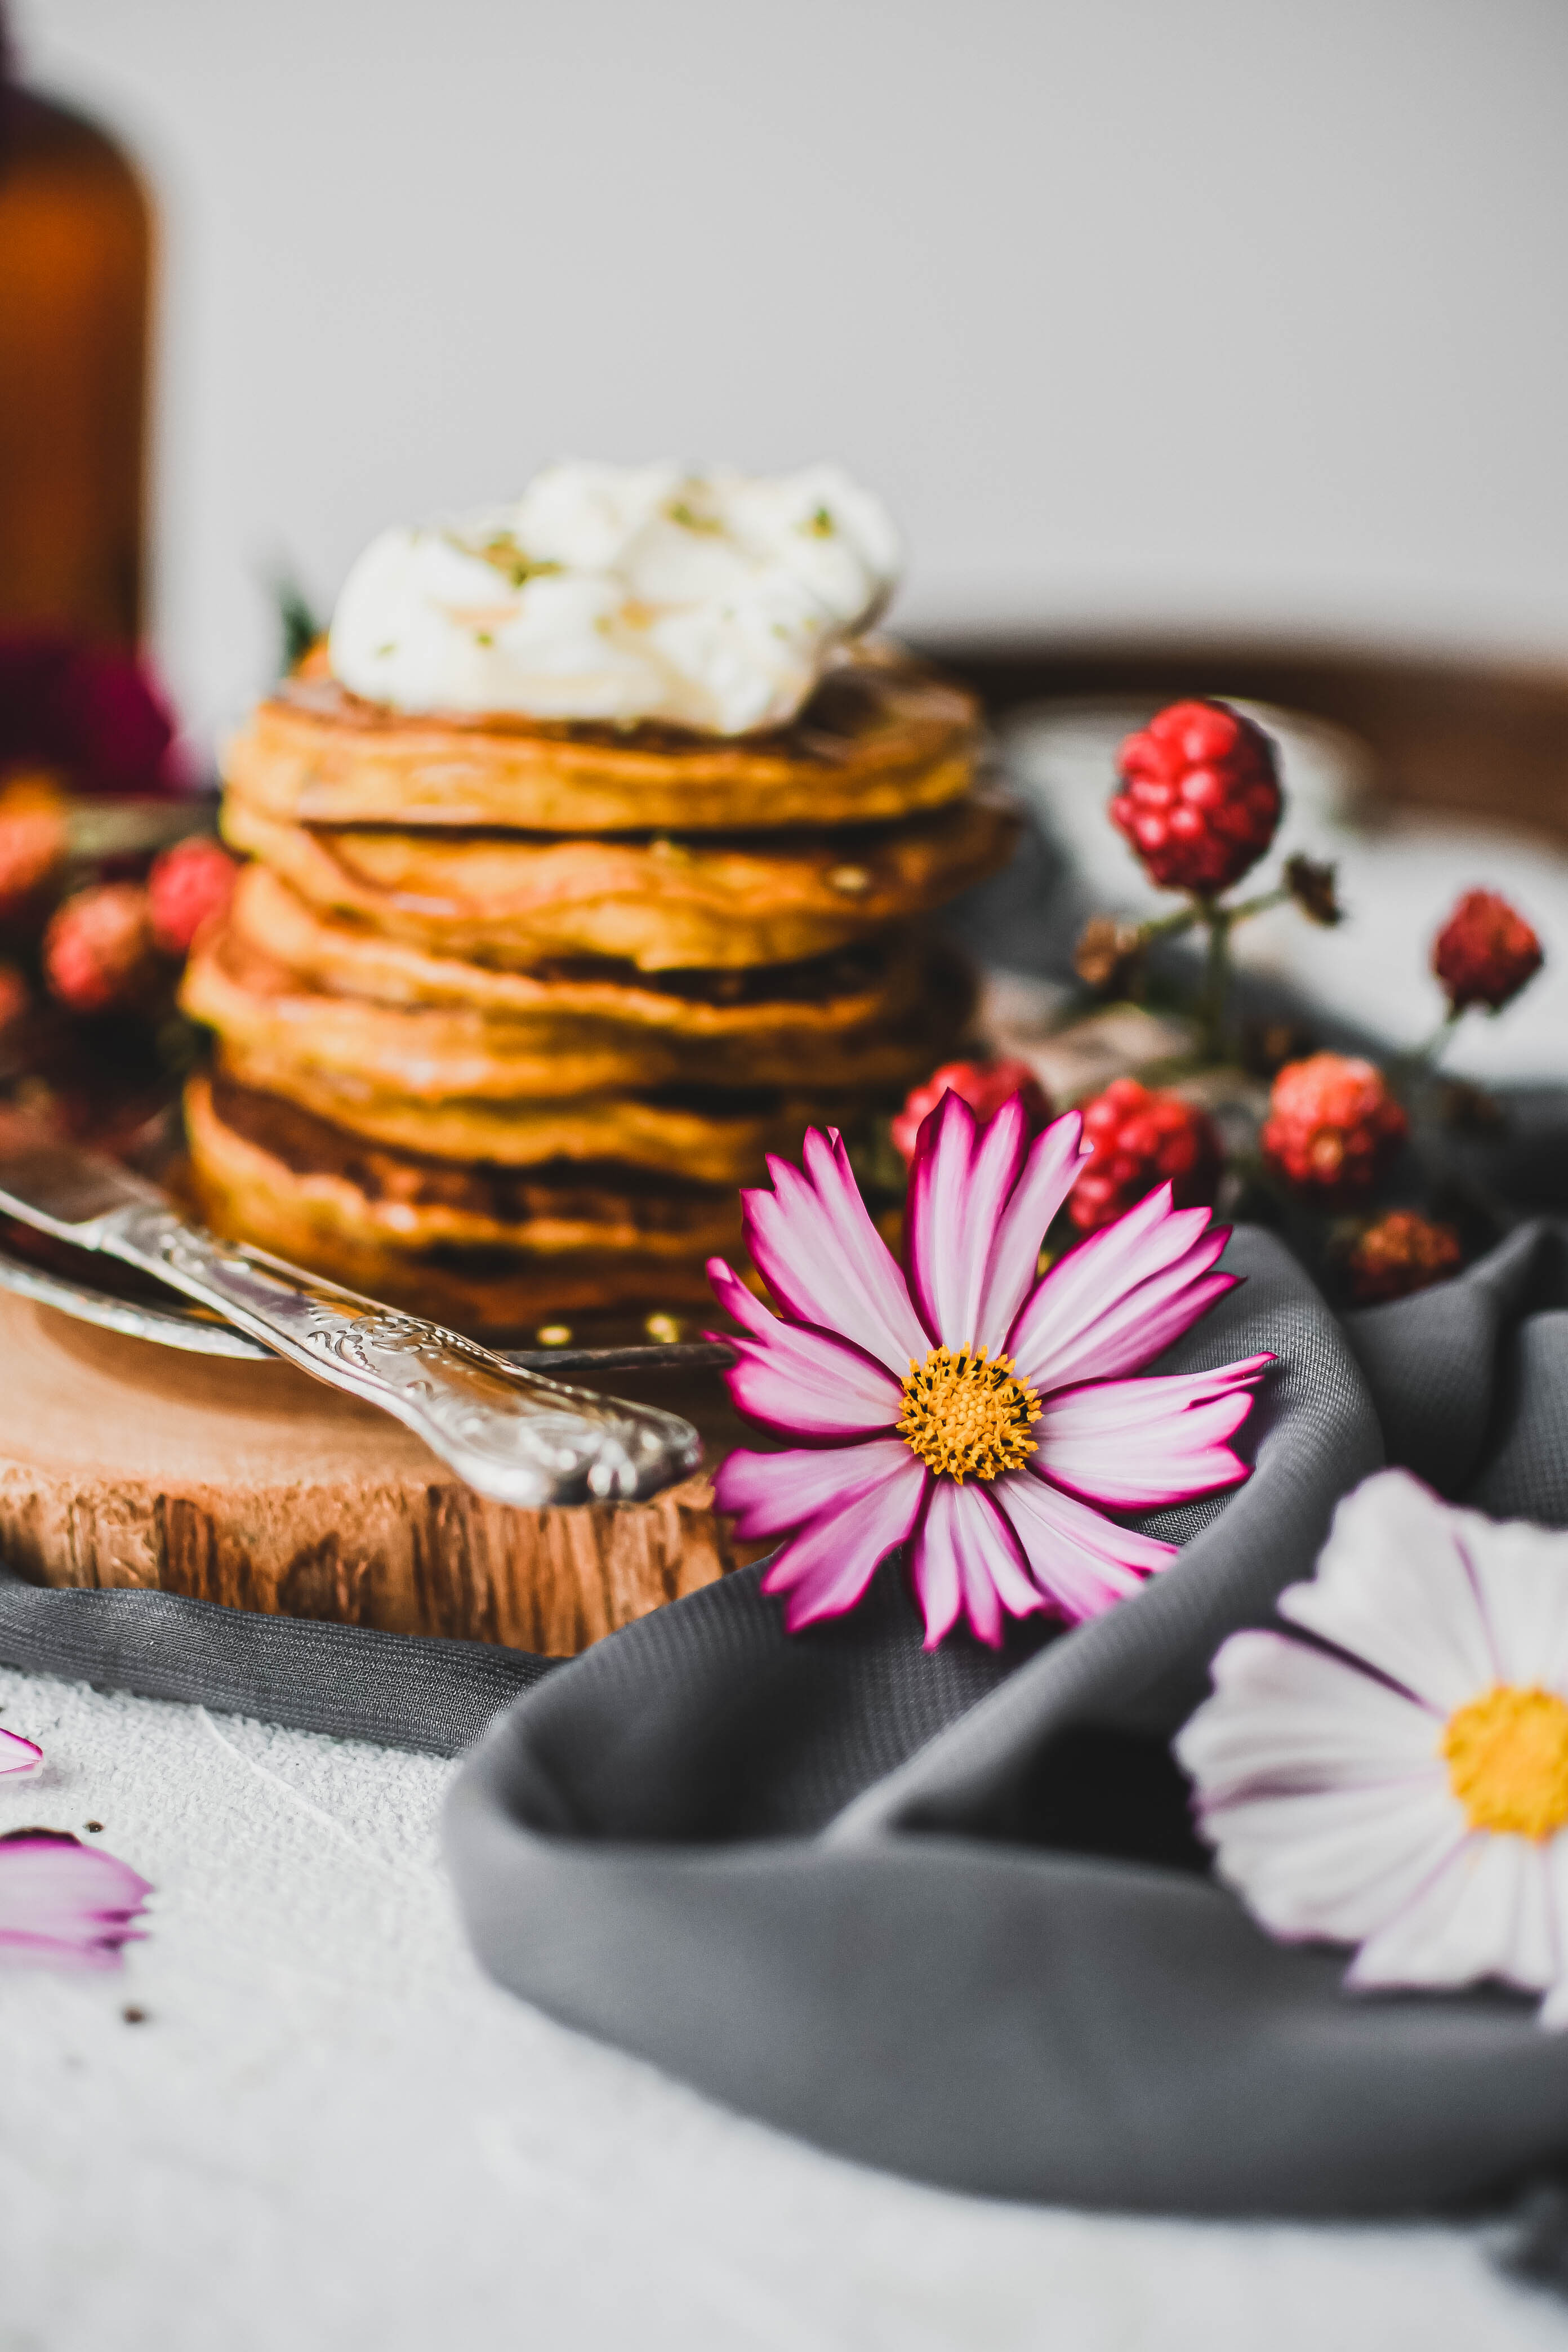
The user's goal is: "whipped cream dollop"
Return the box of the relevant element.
[328,461,901,736]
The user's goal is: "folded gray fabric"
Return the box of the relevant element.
[444,1221,1568,2215]
[0,1569,553,1754]
[2,1218,1566,2214]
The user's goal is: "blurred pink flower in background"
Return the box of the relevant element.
[0,630,187,798]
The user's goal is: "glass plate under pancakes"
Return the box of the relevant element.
[0,1214,734,1375]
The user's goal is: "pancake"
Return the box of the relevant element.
[220,791,1018,970]
[208,1055,849,1183]
[222,863,926,1032]
[181,917,970,1099]
[185,1073,741,1326]
[225,642,979,835]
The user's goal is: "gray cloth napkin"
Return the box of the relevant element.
[443,1220,1568,2217]
[2,1219,1566,2216]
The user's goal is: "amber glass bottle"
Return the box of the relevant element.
[0,20,151,644]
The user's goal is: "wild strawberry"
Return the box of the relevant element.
[1432,889,1542,1014]
[1261,1053,1407,1201]
[148,836,238,957]
[1346,1210,1462,1305]
[43,883,155,1015]
[892,1058,1053,1164]
[1068,1077,1223,1235]
[1111,699,1282,896]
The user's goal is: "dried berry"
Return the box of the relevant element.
[1073,915,1147,997]
[1261,1053,1407,1201]
[1432,889,1543,1014]
[148,836,238,957]
[1284,853,1342,927]
[1111,700,1282,896]
[1068,1077,1223,1235]
[892,1058,1053,1165]
[1346,1210,1463,1304]
[43,883,156,1015]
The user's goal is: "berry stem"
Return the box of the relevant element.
[1222,881,1290,926]
[1197,898,1233,1062]
[1397,1004,1464,1080]
[1142,904,1201,941]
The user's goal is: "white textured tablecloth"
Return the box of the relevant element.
[1,1663,1562,2351]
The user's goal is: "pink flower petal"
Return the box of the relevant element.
[1008,1183,1237,1393]
[904,1091,1031,1348]
[996,1470,1178,1622]
[973,1111,1089,1354]
[1035,1356,1271,1509]
[715,1435,916,1541]
[0,1727,42,1776]
[743,1128,928,1377]
[0,1830,151,1971]
[706,1258,902,1440]
[759,1446,928,1631]
[911,1478,1046,1649]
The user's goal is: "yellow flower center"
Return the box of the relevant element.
[1442,1685,1568,1839]
[897,1345,1041,1484]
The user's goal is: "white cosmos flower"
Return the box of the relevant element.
[1176,1468,1568,2028]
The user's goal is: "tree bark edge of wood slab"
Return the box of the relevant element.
[0,1293,751,1654]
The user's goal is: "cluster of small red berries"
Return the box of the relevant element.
[42,836,237,1017]
[1260,1053,1408,1202]
[1432,889,1543,1014]
[890,1058,1052,1163]
[890,1063,1222,1241]
[1069,1078,1223,1234]
[1345,1210,1463,1305]
[1110,700,1282,897]
[885,694,1550,1307]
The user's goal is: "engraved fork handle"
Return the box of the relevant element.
[96,1204,702,1509]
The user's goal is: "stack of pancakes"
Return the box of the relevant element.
[182,643,1013,1332]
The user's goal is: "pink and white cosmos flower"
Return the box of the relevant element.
[709,1091,1271,1647]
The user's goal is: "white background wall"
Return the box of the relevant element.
[15,0,1568,745]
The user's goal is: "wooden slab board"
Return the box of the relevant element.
[0,1290,756,1654]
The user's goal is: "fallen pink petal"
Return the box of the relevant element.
[0,1830,152,1971]
[0,1727,42,1775]
[709,1092,1272,1647]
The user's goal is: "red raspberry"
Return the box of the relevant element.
[892,1058,1053,1164]
[1068,1077,1223,1235]
[1346,1210,1462,1305]
[148,836,238,957]
[43,883,155,1014]
[1432,889,1543,1014]
[1261,1053,1407,1201]
[1111,699,1282,896]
